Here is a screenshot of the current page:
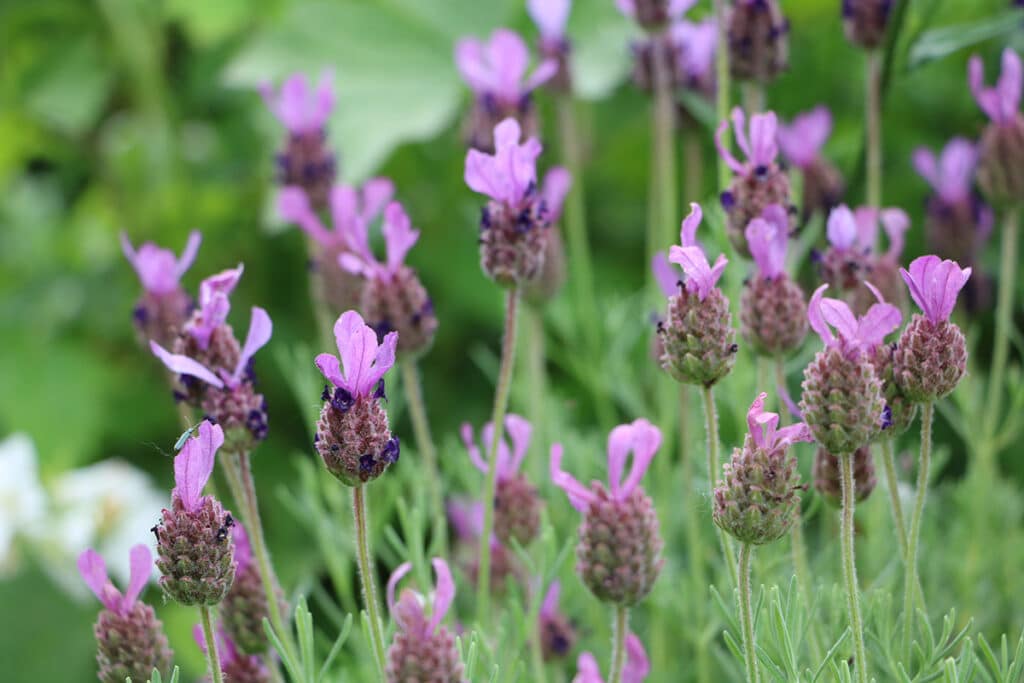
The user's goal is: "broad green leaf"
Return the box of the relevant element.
[906,9,1024,69]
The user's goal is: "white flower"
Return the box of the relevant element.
[0,433,47,575]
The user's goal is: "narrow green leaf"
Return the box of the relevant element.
[907,10,1024,70]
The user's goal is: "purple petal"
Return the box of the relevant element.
[149,341,224,388]
[715,119,744,174]
[123,544,152,610]
[524,58,559,93]
[363,331,398,395]
[386,561,414,627]
[669,245,718,301]
[334,311,377,396]
[853,206,880,250]
[465,148,508,204]
[856,284,901,347]
[488,29,531,101]
[278,187,331,246]
[314,353,345,389]
[461,423,489,474]
[879,209,909,259]
[541,167,572,223]
[679,202,702,247]
[231,523,253,571]
[173,421,223,513]
[540,581,560,618]
[826,205,857,250]
[615,0,636,18]
[997,48,1022,122]
[730,108,752,161]
[746,392,770,449]
[819,296,859,341]
[575,652,603,682]
[773,422,814,448]
[807,284,836,348]
[527,0,571,39]
[651,252,681,298]
[231,307,272,386]
[455,38,491,93]
[175,230,202,279]
[912,147,939,190]
[936,138,979,204]
[614,419,661,499]
[749,111,779,167]
[969,54,1001,122]
[428,558,455,633]
[777,106,831,168]
[78,548,119,613]
[549,443,594,513]
[360,177,396,223]
[623,634,651,683]
[382,202,419,272]
[447,499,484,541]
[746,218,781,278]
[504,414,532,476]
[668,0,697,17]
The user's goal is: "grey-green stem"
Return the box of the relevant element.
[608,605,630,683]
[902,403,933,662]
[353,485,388,680]
[839,452,869,683]
[702,385,739,587]
[199,605,224,683]
[738,543,761,683]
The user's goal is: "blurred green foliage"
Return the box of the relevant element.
[1,0,1023,681]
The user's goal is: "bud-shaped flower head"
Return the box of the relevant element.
[842,0,894,49]
[538,581,576,661]
[79,545,173,683]
[573,633,650,683]
[616,0,694,29]
[714,393,813,544]
[456,29,557,151]
[968,48,1024,202]
[913,138,979,206]
[465,118,551,285]
[446,498,521,594]
[801,284,897,453]
[659,203,738,385]
[716,108,792,256]
[260,72,336,208]
[222,524,282,655]
[726,0,789,83]
[314,311,399,485]
[155,421,236,606]
[551,419,664,605]
[813,445,876,505]
[463,414,541,546]
[341,201,438,355]
[894,256,971,402]
[193,624,270,683]
[386,558,464,683]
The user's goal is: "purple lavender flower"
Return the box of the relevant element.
[538,581,577,660]
[79,545,173,683]
[726,0,789,83]
[913,138,980,206]
[670,19,717,96]
[573,633,650,683]
[260,72,337,208]
[192,624,269,683]
[777,106,833,171]
[895,256,972,401]
[716,107,792,255]
[385,558,464,682]
[616,0,694,30]
[552,419,663,605]
[968,48,1024,201]
[185,265,245,351]
[849,206,911,312]
[842,0,894,49]
[155,421,236,606]
[314,310,399,485]
[818,204,874,294]
[746,204,789,280]
[446,498,520,593]
[668,203,728,301]
[807,283,901,361]
[465,118,551,285]
[652,251,683,299]
[528,0,573,91]
[121,231,201,347]
[456,29,557,151]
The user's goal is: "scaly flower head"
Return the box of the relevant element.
[259,71,334,135]
[900,255,972,325]
[777,106,832,169]
[668,203,728,301]
[456,29,557,104]
[716,107,780,175]
[78,544,152,617]
[912,138,979,205]
[807,283,901,359]
[968,48,1022,125]
[315,310,397,399]
[465,118,543,209]
[121,231,201,296]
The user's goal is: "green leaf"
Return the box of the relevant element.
[906,10,1024,70]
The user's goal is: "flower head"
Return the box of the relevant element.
[671,20,718,87]
[528,0,572,40]
[259,71,334,134]
[616,0,694,21]
[387,558,455,638]
[78,544,152,617]
[456,29,557,104]
[339,201,420,281]
[465,118,543,208]
[912,138,979,205]
[573,633,650,683]
[746,392,813,451]
[185,264,244,349]
[315,310,397,398]
[807,283,901,358]
[462,414,532,480]
[121,231,201,296]
[150,306,273,390]
[746,204,790,279]
[777,106,832,169]
[172,421,224,513]
[900,255,972,324]
[277,179,394,251]
[668,203,728,301]
[542,167,572,224]
[550,419,661,513]
[858,207,910,261]
[825,204,859,250]
[716,107,780,175]
[968,48,1022,125]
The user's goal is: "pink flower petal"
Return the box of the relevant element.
[504,414,533,475]
[78,548,119,613]
[386,562,414,628]
[616,419,661,499]
[382,202,419,273]
[550,443,595,513]
[461,423,489,474]
[826,205,857,250]
[651,252,681,298]
[173,421,223,512]
[149,341,224,389]
[527,0,571,39]
[123,544,152,610]
[679,202,702,247]
[623,634,651,682]
[542,167,572,223]
[715,119,744,174]
[314,353,345,389]
[231,307,273,386]
[428,558,455,633]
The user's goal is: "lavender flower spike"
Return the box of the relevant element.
[78,544,153,617]
[968,48,1022,125]
[121,231,201,295]
[807,283,901,360]
[386,558,463,682]
[456,29,557,104]
[777,106,832,170]
[668,203,727,302]
[465,118,542,209]
[462,414,532,480]
[277,179,394,252]
[259,72,334,135]
[747,392,814,451]
[900,256,971,326]
[968,48,1024,201]
[716,107,780,175]
[746,204,789,280]
[912,138,979,205]
[188,264,245,350]
[573,633,651,683]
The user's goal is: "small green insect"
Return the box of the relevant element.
[174,422,201,452]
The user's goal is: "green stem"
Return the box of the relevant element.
[902,403,933,662]
[679,385,711,682]
[982,206,1019,464]
[865,50,883,210]
[742,81,764,115]
[608,605,630,683]
[880,439,908,559]
[353,485,388,680]
[199,605,225,683]
[476,286,520,624]
[220,452,294,665]
[715,0,732,191]
[524,305,548,478]
[839,452,869,683]
[738,544,761,683]
[650,30,679,274]
[556,95,600,358]
[702,385,739,587]
[399,360,446,553]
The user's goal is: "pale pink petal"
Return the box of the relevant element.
[668,0,697,17]
[278,187,331,246]
[504,414,533,475]
[120,232,138,268]
[428,558,455,633]
[314,353,345,389]
[231,307,273,385]
[623,634,651,683]
[550,443,595,513]
[912,147,939,190]
[78,549,119,613]
[615,0,636,18]
[857,290,901,348]
[652,252,681,298]
[746,218,780,278]
[773,422,814,448]
[605,423,633,498]
[997,48,1022,122]
[746,392,770,449]
[461,423,489,474]
[527,0,571,39]
[386,562,414,626]
[489,29,531,102]
[361,178,396,223]
[524,59,559,93]
[936,138,978,204]
[879,209,909,260]
[540,581,560,618]
[853,206,879,250]
[573,652,603,683]
[807,284,835,348]
[456,39,493,93]
[313,71,335,130]
[334,311,377,395]
[447,499,485,541]
[616,419,661,499]
[749,111,779,166]
[542,167,572,223]
[465,148,508,203]
[778,106,831,168]
[826,205,858,250]
[363,331,398,394]
[149,341,224,388]
[715,119,745,174]
[174,230,202,280]
[820,297,859,341]
[231,523,253,571]
[123,544,152,609]
[174,421,223,512]
[730,108,752,160]
[382,202,419,272]
[338,251,372,277]
[969,54,1000,121]
[679,202,702,247]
